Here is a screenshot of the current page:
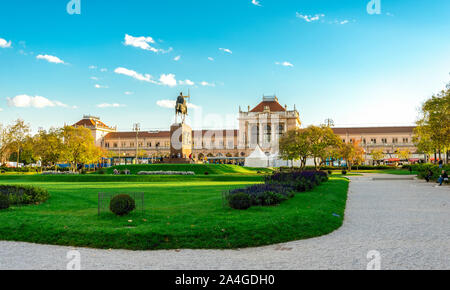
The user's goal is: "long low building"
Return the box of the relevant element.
[73,96,423,165]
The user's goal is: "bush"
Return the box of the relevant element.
[328,170,332,175]
[109,194,136,216]
[342,170,347,175]
[0,185,49,205]
[409,163,450,181]
[227,193,252,210]
[204,171,209,175]
[0,195,9,210]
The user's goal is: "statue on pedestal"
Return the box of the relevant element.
[175,92,190,124]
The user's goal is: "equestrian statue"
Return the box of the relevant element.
[175,92,190,123]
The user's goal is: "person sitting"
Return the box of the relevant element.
[438,170,448,186]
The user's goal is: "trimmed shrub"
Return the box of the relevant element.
[228,193,252,210]
[409,163,450,181]
[0,185,49,205]
[0,195,9,210]
[110,194,136,216]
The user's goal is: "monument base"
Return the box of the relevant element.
[170,123,192,159]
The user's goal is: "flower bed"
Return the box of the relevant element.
[224,170,328,210]
[137,171,195,175]
[41,171,79,175]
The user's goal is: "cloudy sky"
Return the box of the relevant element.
[0,0,449,131]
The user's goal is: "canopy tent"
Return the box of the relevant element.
[268,152,289,167]
[244,145,269,168]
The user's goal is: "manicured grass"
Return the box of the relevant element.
[106,164,273,175]
[0,175,348,250]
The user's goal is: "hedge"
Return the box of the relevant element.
[0,185,50,205]
[406,164,450,181]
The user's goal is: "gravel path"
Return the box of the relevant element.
[1,174,449,270]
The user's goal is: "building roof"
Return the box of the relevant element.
[332,126,416,135]
[192,129,239,137]
[105,131,171,139]
[74,116,115,130]
[250,96,286,113]
[104,129,239,139]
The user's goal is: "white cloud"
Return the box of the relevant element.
[90,76,99,81]
[200,81,215,87]
[174,55,181,61]
[159,74,177,87]
[97,103,125,108]
[7,94,71,109]
[157,99,199,109]
[296,12,325,22]
[94,84,109,89]
[208,57,214,61]
[0,108,3,112]
[36,54,65,64]
[340,20,349,25]
[100,68,108,72]
[114,67,156,83]
[275,61,294,67]
[124,34,164,53]
[89,65,97,69]
[124,91,133,95]
[0,38,12,48]
[179,79,195,86]
[251,0,262,7]
[219,48,233,54]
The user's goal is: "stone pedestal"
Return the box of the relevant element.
[170,123,192,159]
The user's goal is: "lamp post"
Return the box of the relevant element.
[133,123,140,164]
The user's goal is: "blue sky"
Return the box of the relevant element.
[1,0,449,132]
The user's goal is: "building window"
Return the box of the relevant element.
[362,138,366,145]
[264,125,271,144]
[278,124,285,135]
[147,142,152,147]
[371,138,377,144]
[403,138,409,143]
[381,138,387,144]
[105,142,110,148]
[392,138,398,144]
[121,142,126,148]
[113,143,118,148]
[130,142,134,147]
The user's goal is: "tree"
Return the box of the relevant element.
[397,149,411,161]
[339,140,365,171]
[370,149,385,165]
[0,124,10,165]
[279,128,311,170]
[33,128,64,168]
[307,125,342,170]
[414,82,450,163]
[5,119,31,166]
[62,126,97,171]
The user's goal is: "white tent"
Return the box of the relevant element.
[244,145,269,168]
[268,152,290,167]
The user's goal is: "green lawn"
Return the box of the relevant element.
[0,175,348,250]
[107,164,273,175]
